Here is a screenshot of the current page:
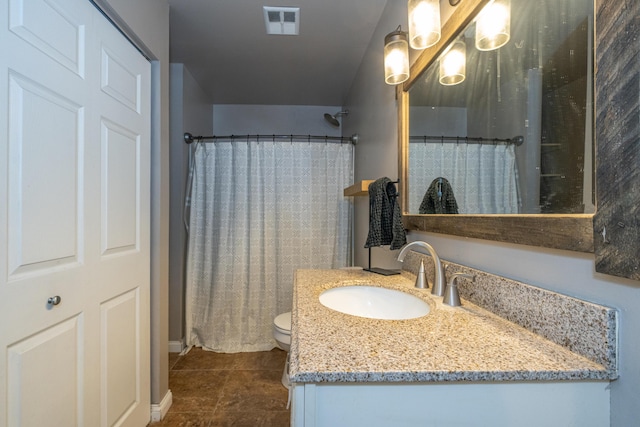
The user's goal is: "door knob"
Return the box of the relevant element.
[47,296,62,306]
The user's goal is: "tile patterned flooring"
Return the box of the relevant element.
[150,348,290,427]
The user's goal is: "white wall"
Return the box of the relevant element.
[169,64,213,344]
[93,0,171,406]
[345,0,640,426]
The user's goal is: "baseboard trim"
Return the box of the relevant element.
[168,339,184,353]
[150,389,172,422]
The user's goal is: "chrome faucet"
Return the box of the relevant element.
[397,241,446,296]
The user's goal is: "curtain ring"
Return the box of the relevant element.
[423,136,427,145]
[290,134,293,145]
[441,136,444,146]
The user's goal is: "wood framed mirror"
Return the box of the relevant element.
[398,0,595,253]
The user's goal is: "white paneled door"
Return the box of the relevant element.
[0,0,151,426]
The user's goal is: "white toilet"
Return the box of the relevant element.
[273,311,291,351]
[273,312,292,390]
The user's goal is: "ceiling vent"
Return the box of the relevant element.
[263,6,300,35]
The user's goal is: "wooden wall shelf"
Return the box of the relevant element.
[343,180,374,197]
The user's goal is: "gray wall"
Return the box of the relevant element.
[212,104,343,135]
[343,0,406,272]
[169,64,213,344]
[345,0,640,426]
[93,0,171,406]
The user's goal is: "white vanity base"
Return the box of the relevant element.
[291,381,610,427]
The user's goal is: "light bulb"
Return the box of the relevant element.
[439,40,466,86]
[475,0,511,51]
[408,0,441,50]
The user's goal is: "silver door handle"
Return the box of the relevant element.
[47,296,62,306]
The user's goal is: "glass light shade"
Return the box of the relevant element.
[408,0,441,50]
[439,40,466,86]
[475,0,511,51]
[384,30,410,85]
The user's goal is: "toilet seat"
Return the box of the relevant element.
[273,312,292,352]
[274,312,291,334]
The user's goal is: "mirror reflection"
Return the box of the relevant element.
[407,0,594,215]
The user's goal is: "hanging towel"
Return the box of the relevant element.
[364,177,407,250]
[419,177,459,214]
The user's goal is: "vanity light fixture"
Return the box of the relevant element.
[384,27,410,85]
[475,0,511,51]
[408,0,441,50]
[439,40,466,85]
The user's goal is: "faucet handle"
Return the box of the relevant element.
[414,259,429,289]
[443,273,475,307]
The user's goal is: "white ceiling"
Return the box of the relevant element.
[168,0,388,106]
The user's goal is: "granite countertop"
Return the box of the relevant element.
[289,269,611,384]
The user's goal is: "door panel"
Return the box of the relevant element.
[94,8,150,427]
[101,289,140,426]
[7,72,83,276]
[100,47,141,113]
[9,0,85,76]
[0,0,150,426]
[102,120,140,254]
[7,315,83,427]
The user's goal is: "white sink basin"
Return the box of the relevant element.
[319,285,430,320]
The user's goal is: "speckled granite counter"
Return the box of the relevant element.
[289,268,615,384]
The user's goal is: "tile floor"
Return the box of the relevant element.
[149,347,290,427]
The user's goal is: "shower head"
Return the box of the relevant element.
[324,110,349,127]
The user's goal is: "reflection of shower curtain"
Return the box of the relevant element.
[409,143,519,214]
[185,140,353,352]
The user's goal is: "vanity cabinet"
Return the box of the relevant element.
[290,269,617,427]
[291,381,609,427]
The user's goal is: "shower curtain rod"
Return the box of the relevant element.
[410,135,524,146]
[184,132,359,145]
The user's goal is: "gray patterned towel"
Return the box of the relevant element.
[419,177,459,214]
[364,177,407,250]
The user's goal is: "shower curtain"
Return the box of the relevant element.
[185,139,353,352]
[409,142,519,214]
